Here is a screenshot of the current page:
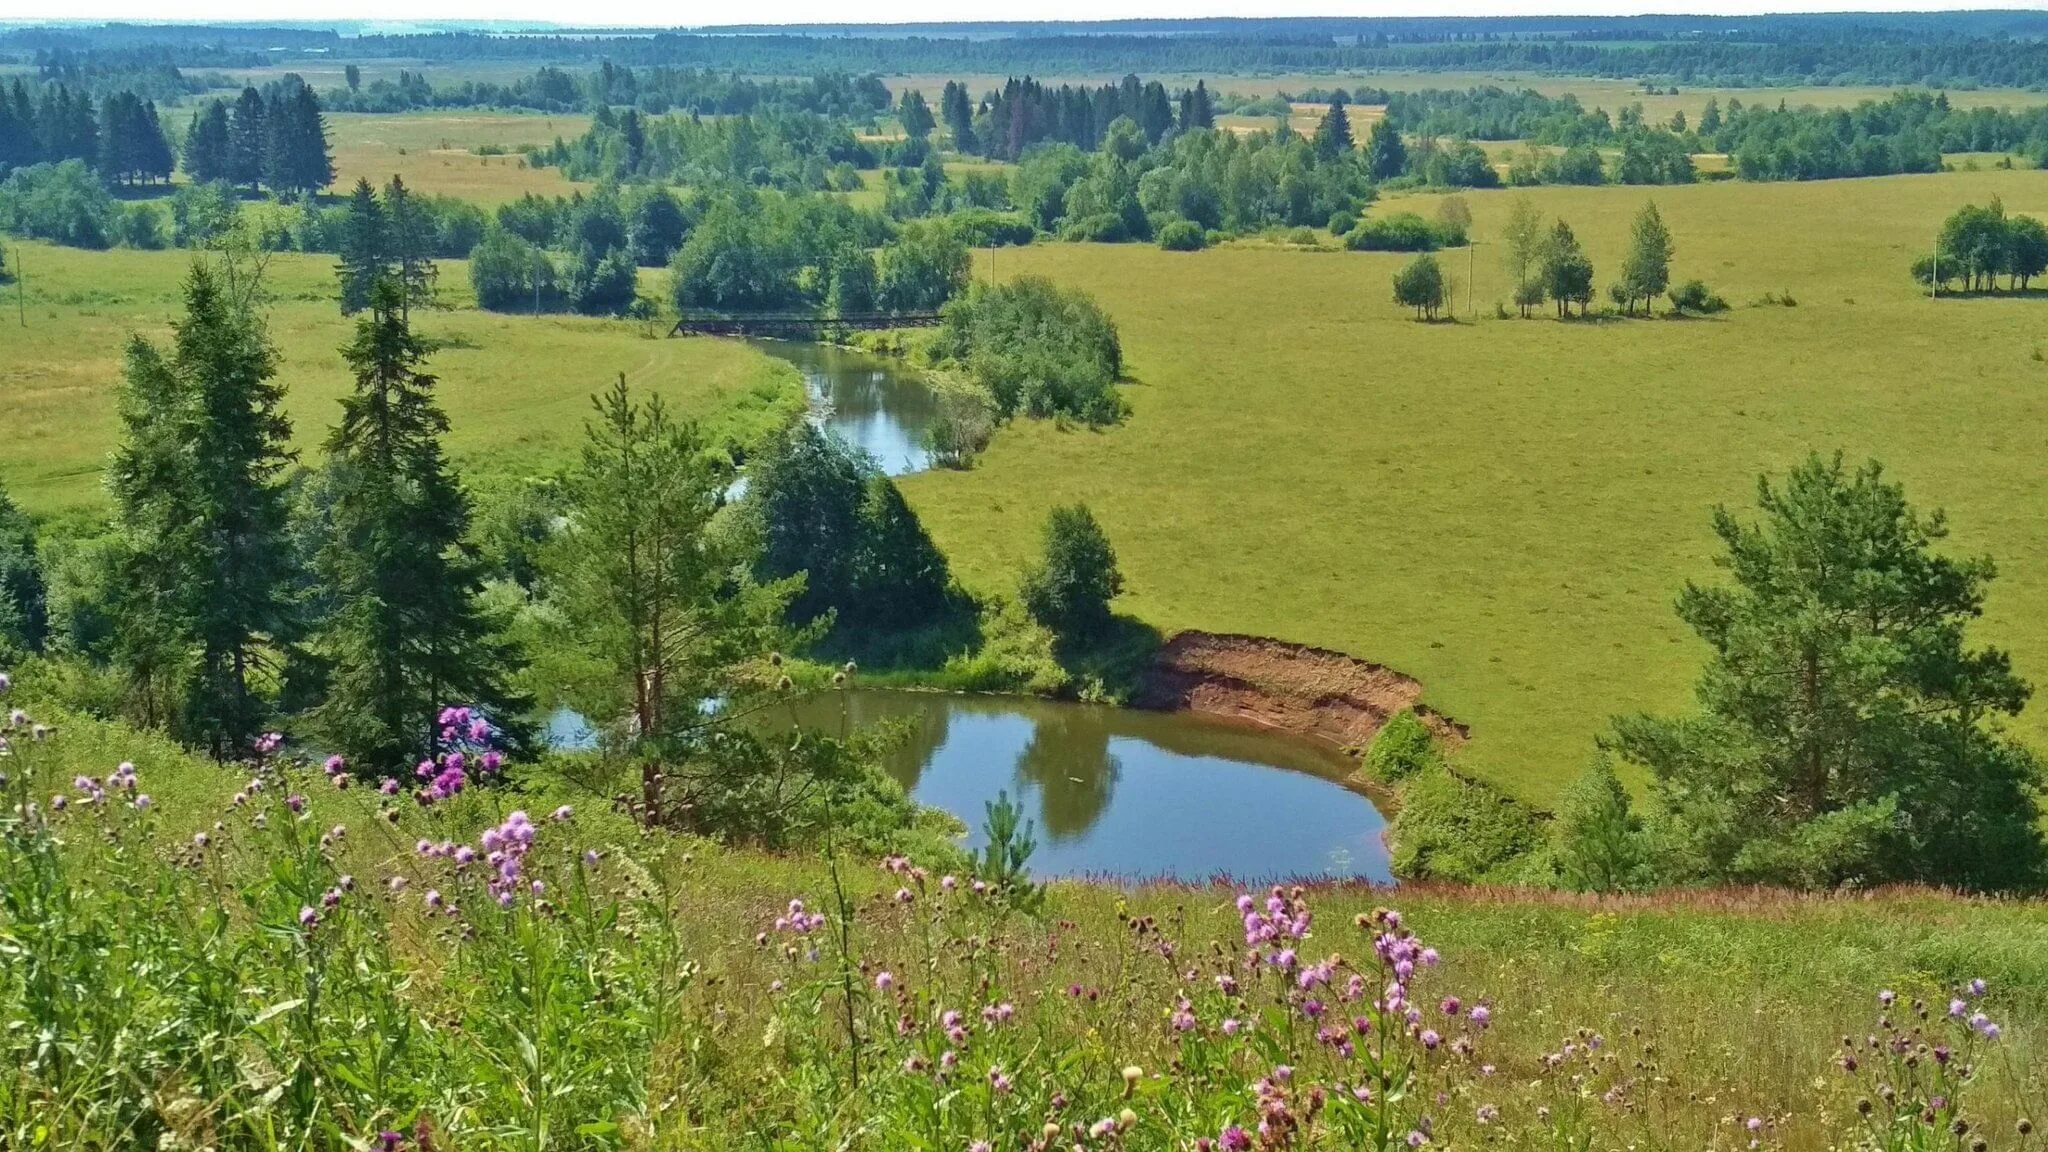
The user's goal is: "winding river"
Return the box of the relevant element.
[556,340,1395,884]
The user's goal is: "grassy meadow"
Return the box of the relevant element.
[1,243,800,515]
[4,696,2046,1147]
[324,111,593,204]
[900,168,2048,804]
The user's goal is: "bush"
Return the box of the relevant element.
[0,161,115,249]
[1345,211,1459,252]
[469,228,564,312]
[1019,503,1124,644]
[1364,709,1439,783]
[1327,208,1358,235]
[1552,756,1650,892]
[1388,764,1546,883]
[1666,278,1729,314]
[930,276,1124,425]
[1392,253,1448,320]
[946,208,1035,248]
[1156,219,1206,251]
[116,203,166,250]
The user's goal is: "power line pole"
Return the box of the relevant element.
[14,244,22,328]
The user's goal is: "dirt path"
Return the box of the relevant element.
[1134,631,1466,753]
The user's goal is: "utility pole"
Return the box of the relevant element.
[1468,240,1477,320]
[14,244,22,328]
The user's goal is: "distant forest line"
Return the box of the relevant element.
[15,14,2048,89]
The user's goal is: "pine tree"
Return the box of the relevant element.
[313,277,527,771]
[227,87,267,190]
[182,100,231,184]
[0,480,48,658]
[0,80,33,169]
[940,80,976,153]
[1313,93,1354,159]
[334,178,391,315]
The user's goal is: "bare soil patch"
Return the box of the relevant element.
[1135,630,1466,752]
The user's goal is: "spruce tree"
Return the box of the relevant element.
[1365,117,1407,181]
[227,87,267,190]
[107,337,202,731]
[182,100,231,184]
[1313,93,1354,159]
[384,174,437,312]
[334,178,391,315]
[313,277,526,771]
[107,262,297,754]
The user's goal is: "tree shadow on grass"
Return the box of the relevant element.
[1054,614,1166,701]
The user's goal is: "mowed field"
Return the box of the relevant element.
[902,168,2048,803]
[324,111,593,204]
[1,245,799,515]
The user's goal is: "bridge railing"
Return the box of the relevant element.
[670,311,944,336]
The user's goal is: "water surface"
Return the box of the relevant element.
[753,340,941,476]
[785,690,1393,884]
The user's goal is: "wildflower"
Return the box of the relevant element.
[425,889,443,909]
[1746,1118,1764,1133]
[286,794,305,814]
[1220,1127,1251,1151]
[50,794,66,811]
[193,831,208,848]
[1970,978,1987,997]
[1406,1131,1427,1148]
[1950,998,1967,1018]
[377,1131,403,1152]
[0,671,10,695]
[1441,996,1461,1016]
[1879,990,1897,1008]
[1476,1105,1499,1125]
[551,805,573,822]
[941,875,958,892]
[896,887,913,904]
[133,794,152,811]
[298,906,318,929]
[969,1143,991,1152]
[988,1067,1012,1094]
[1469,1005,1492,1027]
[875,971,895,992]
[1222,1017,1242,1035]
[1420,1029,1441,1051]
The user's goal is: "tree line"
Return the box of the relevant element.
[321,62,893,119]
[1912,197,2048,294]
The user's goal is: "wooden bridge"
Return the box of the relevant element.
[669,311,943,338]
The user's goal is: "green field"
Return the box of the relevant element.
[1,244,799,514]
[898,169,2048,803]
[324,111,593,204]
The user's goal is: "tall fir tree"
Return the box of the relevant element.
[334,178,391,315]
[227,86,267,190]
[313,277,527,771]
[1365,117,1408,181]
[107,262,297,753]
[1313,94,1355,159]
[384,174,437,313]
[108,336,202,731]
[182,99,231,184]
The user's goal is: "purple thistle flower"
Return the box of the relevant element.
[298,906,318,929]
[1220,1126,1251,1151]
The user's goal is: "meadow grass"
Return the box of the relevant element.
[902,168,2048,804]
[3,691,2045,1148]
[0,243,801,514]
[323,111,594,204]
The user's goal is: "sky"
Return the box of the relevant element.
[7,1,2046,25]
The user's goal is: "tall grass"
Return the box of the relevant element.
[2,683,2045,1149]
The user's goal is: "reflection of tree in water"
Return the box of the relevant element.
[868,699,950,793]
[1015,708,1120,841]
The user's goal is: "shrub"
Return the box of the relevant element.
[0,161,115,249]
[930,276,1123,425]
[1364,709,1439,783]
[946,208,1035,248]
[1666,278,1729,314]
[1327,208,1358,235]
[1388,763,1546,883]
[1345,211,1458,252]
[469,228,564,312]
[1392,253,1448,320]
[116,203,166,250]
[1157,219,1206,251]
